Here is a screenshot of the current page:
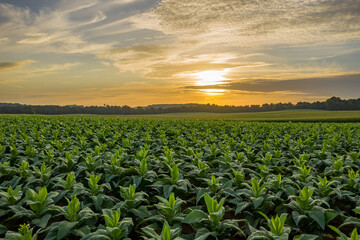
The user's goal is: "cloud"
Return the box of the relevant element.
[185,73,360,97]
[130,0,360,46]
[17,33,53,44]
[55,0,100,14]
[0,62,80,81]
[0,60,35,71]
[145,61,267,79]
[101,42,270,79]
[101,44,176,72]
[0,0,137,55]
[103,44,173,62]
[30,63,81,73]
[98,0,360,80]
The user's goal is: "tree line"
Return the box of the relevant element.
[0,97,359,115]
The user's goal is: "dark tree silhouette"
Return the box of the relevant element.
[0,97,359,115]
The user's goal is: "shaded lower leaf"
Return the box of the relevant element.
[251,197,264,209]
[308,207,325,230]
[0,224,8,235]
[235,202,250,215]
[183,210,208,224]
[195,228,216,240]
[292,211,307,226]
[57,221,77,240]
[32,214,52,228]
[73,226,91,238]
[293,234,320,240]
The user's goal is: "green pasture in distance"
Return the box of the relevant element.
[103,110,360,122]
[4,110,360,122]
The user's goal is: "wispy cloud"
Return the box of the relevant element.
[129,0,360,46]
[29,63,81,73]
[0,0,141,55]
[0,60,35,71]
[17,33,53,44]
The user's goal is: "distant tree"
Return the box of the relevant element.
[0,97,359,115]
[325,97,344,110]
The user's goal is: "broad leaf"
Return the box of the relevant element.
[57,221,77,240]
[183,210,208,223]
[308,207,325,230]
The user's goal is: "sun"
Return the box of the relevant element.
[190,70,229,86]
[200,89,226,96]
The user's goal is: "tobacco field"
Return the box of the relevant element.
[0,116,359,240]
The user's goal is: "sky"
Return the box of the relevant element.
[0,0,359,107]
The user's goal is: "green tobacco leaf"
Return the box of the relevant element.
[142,226,161,239]
[328,225,342,235]
[328,225,349,240]
[73,226,91,238]
[0,224,8,235]
[350,228,358,240]
[163,185,174,199]
[293,234,320,240]
[204,194,213,213]
[250,197,264,209]
[220,219,244,234]
[194,228,216,240]
[196,188,207,204]
[32,213,52,228]
[91,195,104,211]
[273,232,290,240]
[183,210,208,223]
[339,217,360,228]
[130,206,150,218]
[325,211,338,223]
[38,187,48,203]
[82,230,112,240]
[57,221,77,240]
[161,221,171,240]
[235,202,250,215]
[353,208,360,215]
[333,188,342,198]
[292,211,307,226]
[0,209,10,218]
[86,235,111,240]
[54,190,69,203]
[308,207,325,230]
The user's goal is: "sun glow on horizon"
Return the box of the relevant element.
[200,89,226,96]
[190,69,229,86]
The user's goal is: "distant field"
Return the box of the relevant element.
[105,110,360,122]
[3,110,360,121]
